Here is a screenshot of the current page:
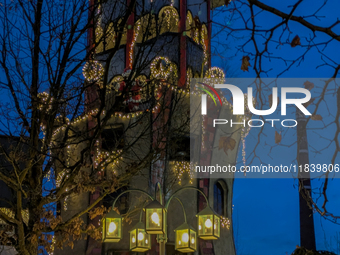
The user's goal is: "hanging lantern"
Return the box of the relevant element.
[174,222,197,253]
[144,200,166,234]
[196,206,220,240]
[102,210,122,242]
[129,222,151,252]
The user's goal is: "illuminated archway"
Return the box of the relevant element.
[186,11,193,38]
[158,6,179,34]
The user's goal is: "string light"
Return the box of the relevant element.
[159,6,179,33]
[38,92,54,112]
[193,27,199,44]
[48,236,56,255]
[186,68,193,88]
[171,161,194,185]
[220,216,230,229]
[150,56,174,79]
[186,12,193,38]
[204,67,225,84]
[201,25,208,66]
[128,21,141,68]
[94,148,122,173]
[0,208,29,225]
[95,5,104,53]
[82,61,104,82]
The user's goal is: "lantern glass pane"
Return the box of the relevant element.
[199,215,213,235]
[176,229,189,250]
[130,229,137,250]
[130,228,151,252]
[189,229,196,250]
[106,218,121,238]
[198,214,219,240]
[146,208,163,233]
[102,217,122,242]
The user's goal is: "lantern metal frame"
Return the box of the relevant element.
[101,210,123,242]
[144,199,167,234]
[174,222,197,253]
[196,206,221,240]
[129,221,151,252]
[103,189,153,244]
[102,183,222,255]
[172,197,197,253]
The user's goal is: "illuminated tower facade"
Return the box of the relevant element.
[56,0,239,255]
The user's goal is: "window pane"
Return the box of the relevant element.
[214,182,224,216]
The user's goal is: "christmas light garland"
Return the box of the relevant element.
[82,61,104,82]
[150,56,174,79]
[201,25,208,66]
[186,12,193,38]
[42,63,250,214]
[38,92,54,112]
[171,161,194,185]
[186,68,193,88]
[220,216,230,229]
[128,21,141,68]
[94,148,123,173]
[0,208,29,225]
[159,6,179,33]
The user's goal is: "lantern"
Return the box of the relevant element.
[129,222,151,252]
[174,222,197,253]
[102,210,122,242]
[144,200,166,234]
[196,206,220,240]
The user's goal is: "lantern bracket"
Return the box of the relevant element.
[172,196,187,223]
[111,189,154,215]
[154,182,163,205]
[165,186,209,211]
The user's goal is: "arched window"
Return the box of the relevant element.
[158,6,179,34]
[214,181,227,216]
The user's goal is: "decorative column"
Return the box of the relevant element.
[125,0,135,69]
[197,98,221,255]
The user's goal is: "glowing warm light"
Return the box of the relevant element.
[132,237,136,243]
[205,219,212,228]
[151,212,160,226]
[138,232,144,241]
[108,222,117,234]
[181,233,189,243]
[191,237,195,244]
[145,239,148,244]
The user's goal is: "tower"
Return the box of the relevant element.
[56,1,239,254]
[296,109,316,250]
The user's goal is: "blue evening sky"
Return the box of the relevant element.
[211,1,340,254]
